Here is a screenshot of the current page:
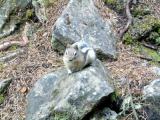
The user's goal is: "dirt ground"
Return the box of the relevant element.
[0,0,159,120]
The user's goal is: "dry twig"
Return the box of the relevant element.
[127,73,139,120]
[0,22,30,51]
[0,49,24,62]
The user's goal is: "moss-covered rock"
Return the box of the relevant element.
[123,32,133,45]
[0,94,5,104]
[26,60,117,120]
[134,45,160,62]
[123,15,160,44]
[0,0,32,39]
[132,4,150,17]
[123,0,160,45]
[26,9,34,19]
[104,0,124,13]
[148,32,160,45]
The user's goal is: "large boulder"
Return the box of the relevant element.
[0,0,32,38]
[26,60,117,120]
[143,79,160,120]
[52,0,117,59]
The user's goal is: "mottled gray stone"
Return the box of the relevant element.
[91,108,117,120]
[26,60,115,120]
[143,79,160,101]
[52,0,117,59]
[0,78,12,94]
[0,0,32,38]
[32,0,47,23]
[151,67,160,76]
[143,79,160,120]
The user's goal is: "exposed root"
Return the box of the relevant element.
[0,49,24,62]
[142,42,158,50]
[0,22,30,51]
[119,0,133,40]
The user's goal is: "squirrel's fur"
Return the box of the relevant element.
[63,41,96,74]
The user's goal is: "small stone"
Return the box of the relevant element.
[20,87,27,94]
[42,32,48,37]
[0,78,12,94]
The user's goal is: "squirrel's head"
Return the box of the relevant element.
[64,44,79,61]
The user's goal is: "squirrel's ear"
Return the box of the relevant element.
[66,44,71,48]
[73,45,78,50]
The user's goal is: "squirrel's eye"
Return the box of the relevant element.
[74,51,77,56]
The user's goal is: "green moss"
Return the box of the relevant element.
[134,16,159,34]
[158,28,160,34]
[124,15,160,44]
[123,33,133,44]
[0,52,3,56]
[156,37,160,45]
[110,92,118,102]
[0,94,5,104]
[8,45,18,51]
[0,62,4,72]
[104,0,123,12]
[53,112,70,120]
[134,45,160,62]
[148,32,160,45]
[51,111,77,120]
[26,9,34,19]
[51,37,66,54]
[42,0,50,7]
[105,0,116,4]
[149,32,159,40]
[132,5,150,17]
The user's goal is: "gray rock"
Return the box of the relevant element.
[151,67,160,76]
[0,78,12,94]
[143,79,160,101]
[91,108,117,120]
[143,79,160,120]
[26,60,115,120]
[0,0,31,38]
[52,0,117,59]
[32,0,47,23]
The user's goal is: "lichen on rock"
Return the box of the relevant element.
[123,15,160,44]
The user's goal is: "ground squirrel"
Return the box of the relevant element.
[63,41,96,74]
